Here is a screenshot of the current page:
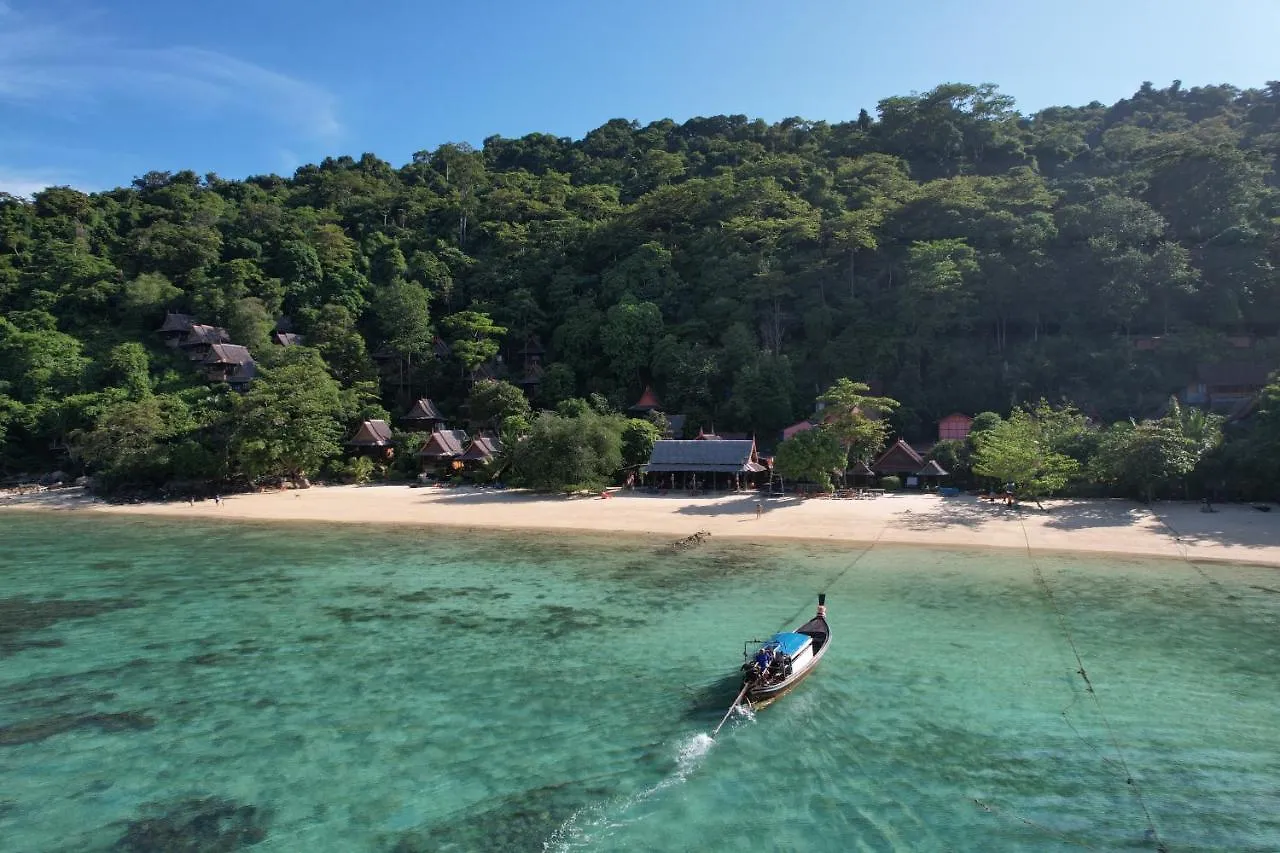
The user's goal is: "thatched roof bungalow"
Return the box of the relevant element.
[347,419,394,448]
[460,434,503,464]
[917,459,949,477]
[418,428,468,461]
[402,398,446,430]
[157,312,196,346]
[203,344,254,383]
[180,324,231,360]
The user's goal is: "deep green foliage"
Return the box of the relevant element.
[620,417,661,469]
[465,379,531,432]
[507,409,624,493]
[772,426,846,490]
[5,79,1280,491]
[230,348,346,482]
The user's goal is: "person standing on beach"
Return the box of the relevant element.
[214,494,221,506]
[755,500,763,520]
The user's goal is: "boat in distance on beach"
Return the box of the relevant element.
[740,594,830,703]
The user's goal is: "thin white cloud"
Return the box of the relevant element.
[0,8,340,139]
[0,167,63,198]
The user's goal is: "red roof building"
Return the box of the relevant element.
[629,385,662,414]
[938,413,973,442]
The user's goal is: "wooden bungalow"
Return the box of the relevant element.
[202,344,254,384]
[937,413,973,442]
[157,312,196,347]
[272,332,304,346]
[346,419,395,458]
[402,398,446,431]
[516,362,545,396]
[873,439,924,476]
[916,459,949,489]
[642,439,766,491]
[226,360,256,392]
[418,428,468,473]
[847,459,875,486]
[517,336,545,369]
[179,324,231,360]
[460,434,503,466]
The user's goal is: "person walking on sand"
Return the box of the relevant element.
[214,494,221,506]
[755,500,763,520]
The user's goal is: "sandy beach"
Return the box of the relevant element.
[6,484,1280,567]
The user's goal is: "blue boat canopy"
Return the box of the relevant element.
[769,632,812,657]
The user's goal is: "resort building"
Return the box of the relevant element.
[514,337,546,396]
[873,439,925,477]
[459,434,503,467]
[157,312,196,347]
[346,419,395,458]
[1181,362,1271,411]
[418,428,469,473]
[627,386,686,438]
[937,413,973,442]
[401,398,447,432]
[271,332,304,346]
[179,324,231,361]
[202,344,254,385]
[642,439,766,491]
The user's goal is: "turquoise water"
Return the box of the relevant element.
[2,513,1279,852]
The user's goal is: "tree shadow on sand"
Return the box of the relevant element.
[892,497,1149,534]
[1149,503,1280,551]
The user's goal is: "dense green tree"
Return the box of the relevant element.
[305,304,377,385]
[104,342,151,400]
[620,417,661,469]
[443,310,506,372]
[816,378,901,464]
[69,394,194,486]
[507,409,624,493]
[972,406,1081,503]
[773,426,846,490]
[465,379,531,432]
[230,348,346,482]
[600,299,663,387]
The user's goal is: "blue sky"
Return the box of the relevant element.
[1,0,1277,196]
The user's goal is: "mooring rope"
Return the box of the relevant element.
[774,521,889,632]
[1017,518,1167,852]
[971,798,1101,850]
[1148,507,1225,592]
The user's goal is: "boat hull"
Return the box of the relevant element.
[743,610,830,704]
[745,639,828,703]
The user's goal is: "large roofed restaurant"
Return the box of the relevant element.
[641,439,767,491]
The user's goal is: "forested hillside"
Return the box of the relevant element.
[3,80,1280,487]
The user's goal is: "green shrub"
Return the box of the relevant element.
[339,455,376,484]
[879,475,902,490]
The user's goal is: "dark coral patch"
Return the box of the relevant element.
[0,596,141,655]
[114,796,269,852]
[0,710,155,746]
